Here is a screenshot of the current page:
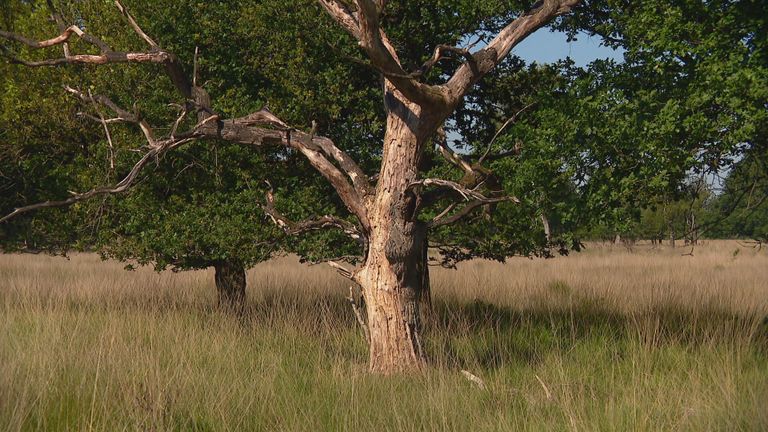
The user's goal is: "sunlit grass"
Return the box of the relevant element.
[1,241,766,430]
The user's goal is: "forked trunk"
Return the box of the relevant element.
[214,261,246,310]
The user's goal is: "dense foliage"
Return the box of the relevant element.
[2,0,766,267]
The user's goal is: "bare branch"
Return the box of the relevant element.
[410,178,516,204]
[46,1,72,56]
[312,136,371,196]
[445,0,581,105]
[317,0,449,107]
[113,0,159,47]
[328,260,355,279]
[307,255,362,266]
[88,90,116,171]
[0,25,83,49]
[478,102,535,164]
[1,46,176,67]
[347,285,370,342]
[0,10,193,98]
[411,176,520,228]
[430,197,512,228]
[415,44,474,78]
[431,202,457,224]
[434,127,473,174]
[263,184,364,242]
[2,6,373,233]
[65,86,156,146]
[237,114,371,228]
[317,0,361,38]
[0,137,195,224]
[169,104,189,139]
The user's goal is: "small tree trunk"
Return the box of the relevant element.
[690,213,698,245]
[541,213,552,243]
[669,225,676,248]
[214,261,246,310]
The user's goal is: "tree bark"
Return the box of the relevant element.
[354,83,437,373]
[214,261,246,310]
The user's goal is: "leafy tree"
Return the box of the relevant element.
[562,0,767,207]
[1,0,380,308]
[478,0,768,247]
[1,0,585,373]
[2,0,764,374]
[706,154,768,241]
[0,0,103,254]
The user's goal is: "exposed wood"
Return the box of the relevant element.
[541,213,552,243]
[347,286,370,343]
[444,0,580,107]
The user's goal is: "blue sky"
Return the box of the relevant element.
[513,30,623,66]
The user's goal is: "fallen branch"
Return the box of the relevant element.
[461,370,487,390]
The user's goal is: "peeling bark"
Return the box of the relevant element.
[352,82,438,373]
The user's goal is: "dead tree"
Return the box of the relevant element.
[1,0,580,374]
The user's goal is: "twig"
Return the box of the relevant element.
[479,102,535,165]
[328,260,354,279]
[347,286,370,343]
[535,374,553,400]
[88,90,116,171]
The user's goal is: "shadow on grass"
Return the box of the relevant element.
[232,290,768,371]
[427,298,768,371]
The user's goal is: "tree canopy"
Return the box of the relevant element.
[1,0,765,372]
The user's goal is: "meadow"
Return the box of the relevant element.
[1,240,766,431]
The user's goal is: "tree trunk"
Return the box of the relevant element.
[214,261,246,310]
[689,213,698,245]
[355,83,436,373]
[669,225,676,248]
[357,221,428,373]
[541,213,552,243]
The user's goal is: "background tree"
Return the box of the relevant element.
[471,0,768,248]
[561,0,767,217]
[0,0,385,308]
[705,153,768,242]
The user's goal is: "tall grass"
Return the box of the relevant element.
[1,241,766,431]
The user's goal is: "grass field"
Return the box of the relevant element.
[1,241,767,431]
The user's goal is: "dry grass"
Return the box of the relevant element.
[1,240,766,431]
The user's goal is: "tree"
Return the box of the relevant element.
[0,0,379,309]
[485,0,768,248]
[1,0,583,373]
[705,153,768,241]
[0,0,283,309]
